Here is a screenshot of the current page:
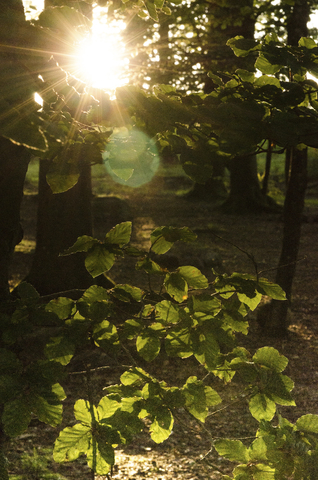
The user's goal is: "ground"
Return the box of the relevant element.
[7,163,318,479]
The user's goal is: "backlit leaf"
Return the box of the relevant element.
[178,266,208,290]
[214,439,249,463]
[249,393,276,421]
[253,347,288,373]
[85,245,116,277]
[105,222,132,246]
[296,414,318,434]
[164,272,188,302]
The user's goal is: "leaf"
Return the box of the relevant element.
[105,222,132,246]
[194,330,220,370]
[249,393,276,421]
[33,395,63,427]
[299,37,317,49]
[98,396,120,420]
[149,408,173,443]
[227,36,259,57]
[253,347,288,373]
[165,327,192,358]
[44,336,75,365]
[164,272,188,303]
[45,297,75,320]
[137,331,161,361]
[296,414,318,434]
[2,399,32,437]
[85,245,116,277]
[150,226,196,254]
[112,284,143,302]
[183,377,220,422]
[178,266,208,290]
[81,285,110,304]
[15,282,39,300]
[86,441,114,475]
[255,54,282,75]
[144,0,159,21]
[120,367,151,386]
[93,320,119,350]
[156,300,180,324]
[62,235,98,255]
[74,399,95,425]
[256,279,286,300]
[46,168,80,194]
[214,439,249,463]
[53,424,92,463]
[188,294,221,316]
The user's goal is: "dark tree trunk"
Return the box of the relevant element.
[26,161,97,295]
[0,0,31,300]
[258,0,310,337]
[222,155,279,213]
[0,139,30,300]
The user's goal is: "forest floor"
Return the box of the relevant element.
[7,163,318,479]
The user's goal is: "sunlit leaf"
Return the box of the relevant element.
[178,266,208,290]
[164,272,188,303]
[85,245,116,277]
[249,393,276,421]
[214,439,249,463]
[53,424,92,463]
[105,221,132,245]
[253,347,288,373]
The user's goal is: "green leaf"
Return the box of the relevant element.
[256,279,286,300]
[299,37,317,49]
[86,440,114,475]
[93,320,119,350]
[178,266,208,290]
[46,167,80,194]
[81,285,110,304]
[45,297,75,320]
[164,272,188,303]
[253,347,288,373]
[2,399,31,437]
[188,294,221,316]
[97,396,120,420]
[144,0,159,21]
[105,222,132,246]
[33,395,63,427]
[112,284,143,302]
[156,300,180,324]
[85,245,116,277]
[150,226,196,254]
[296,414,318,434]
[254,75,281,88]
[74,399,95,425]
[165,327,192,358]
[120,367,151,386]
[137,331,161,361]
[227,36,259,57]
[249,393,276,421]
[62,235,98,255]
[214,439,249,463]
[44,336,75,365]
[53,424,92,463]
[183,377,220,422]
[15,281,39,300]
[255,54,282,75]
[248,437,268,462]
[149,408,173,443]
[194,330,220,370]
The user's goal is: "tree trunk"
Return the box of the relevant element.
[258,1,310,337]
[0,0,32,300]
[26,160,97,295]
[221,155,280,213]
[0,139,30,299]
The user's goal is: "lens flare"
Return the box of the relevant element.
[103,129,160,187]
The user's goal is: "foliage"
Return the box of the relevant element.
[2,220,316,478]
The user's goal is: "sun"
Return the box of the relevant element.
[74,16,128,93]
[75,34,126,91]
